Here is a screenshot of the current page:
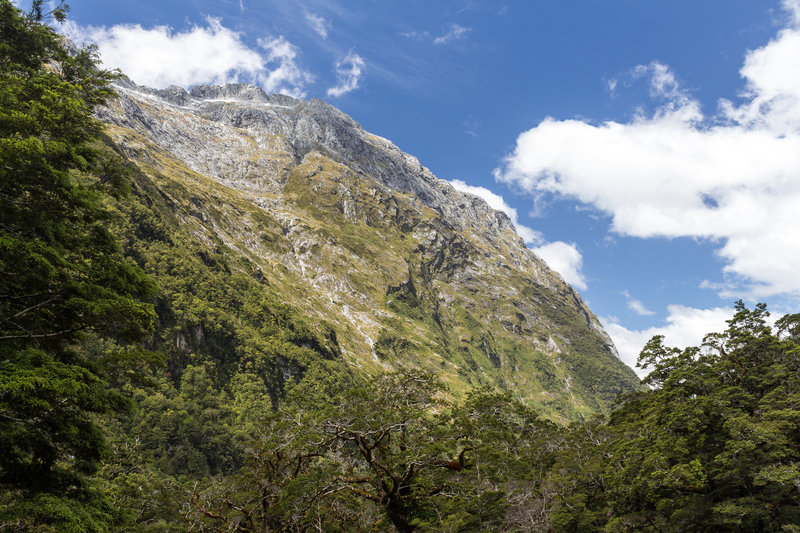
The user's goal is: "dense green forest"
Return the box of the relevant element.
[1,3,798,531]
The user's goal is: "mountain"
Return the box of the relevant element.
[98,78,640,421]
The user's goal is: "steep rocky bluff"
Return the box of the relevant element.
[99,79,640,420]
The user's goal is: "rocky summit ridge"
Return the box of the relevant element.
[99,78,640,421]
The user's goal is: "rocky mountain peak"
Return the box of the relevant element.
[189,82,271,103]
[103,80,516,237]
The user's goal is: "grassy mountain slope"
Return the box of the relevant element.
[99,82,640,421]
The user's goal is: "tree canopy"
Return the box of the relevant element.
[0,1,155,529]
[548,301,800,532]
[180,302,800,532]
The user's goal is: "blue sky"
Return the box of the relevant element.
[28,0,800,373]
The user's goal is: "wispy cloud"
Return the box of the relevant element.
[781,0,800,26]
[305,12,329,38]
[401,23,471,45]
[61,17,313,97]
[463,115,480,137]
[327,51,365,97]
[433,23,471,44]
[399,30,430,40]
[606,78,618,96]
[622,290,656,316]
[495,0,800,301]
[256,36,314,97]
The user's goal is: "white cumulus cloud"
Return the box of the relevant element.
[494,0,800,301]
[327,51,365,98]
[61,17,313,97]
[602,305,733,377]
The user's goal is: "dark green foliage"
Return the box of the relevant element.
[546,302,800,532]
[374,329,414,360]
[126,365,243,478]
[0,1,157,529]
[183,369,561,532]
[179,303,795,532]
[0,6,151,350]
[437,388,561,531]
[182,369,442,532]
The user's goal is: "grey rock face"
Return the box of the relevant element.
[102,81,519,243]
[189,83,271,103]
